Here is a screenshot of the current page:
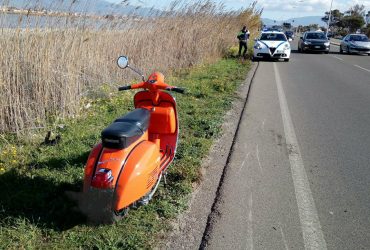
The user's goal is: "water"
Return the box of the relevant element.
[0,13,125,29]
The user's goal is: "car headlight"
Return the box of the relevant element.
[284,43,290,50]
[324,42,330,46]
[304,41,311,45]
[254,43,262,50]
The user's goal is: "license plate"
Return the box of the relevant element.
[315,46,320,48]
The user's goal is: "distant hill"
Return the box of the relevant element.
[261,18,275,26]
[1,0,159,16]
[262,16,327,27]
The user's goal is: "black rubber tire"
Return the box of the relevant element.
[112,207,130,222]
[347,46,351,54]
[339,47,343,54]
[284,59,289,62]
[325,51,329,54]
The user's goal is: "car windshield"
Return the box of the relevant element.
[306,33,326,39]
[349,35,369,42]
[260,33,287,41]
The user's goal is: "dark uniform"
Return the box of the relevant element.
[237,27,250,58]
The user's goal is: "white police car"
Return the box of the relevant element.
[252,31,291,62]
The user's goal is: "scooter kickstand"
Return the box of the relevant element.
[163,172,168,188]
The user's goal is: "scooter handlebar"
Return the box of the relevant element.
[119,84,185,94]
[168,87,186,94]
[118,85,131,91]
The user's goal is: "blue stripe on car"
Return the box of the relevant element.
[276,41,286,49]
[259,41,269,48]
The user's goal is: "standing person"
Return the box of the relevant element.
[237,26,250,58]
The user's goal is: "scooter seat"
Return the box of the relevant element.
[115,108,150,132]
[101,108,150,149]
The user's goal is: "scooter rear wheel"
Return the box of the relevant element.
[112,207,130,221]
[110,173,162,222]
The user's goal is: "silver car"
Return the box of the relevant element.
[340,34,370,55]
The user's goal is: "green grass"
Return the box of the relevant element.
[0,58,250,249]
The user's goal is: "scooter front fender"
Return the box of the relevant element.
[114,141,161,210]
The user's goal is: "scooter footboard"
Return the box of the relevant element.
[114,141,161,210]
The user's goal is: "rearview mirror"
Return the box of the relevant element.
[117,56,145,81]
[117,56,129,69]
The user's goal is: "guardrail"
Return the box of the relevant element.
[330,38,341,46]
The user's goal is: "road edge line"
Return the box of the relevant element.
[273,62,327,250]
[354,64,370,73]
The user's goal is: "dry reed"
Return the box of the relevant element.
[0,0,261,134]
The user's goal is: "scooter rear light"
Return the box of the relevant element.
[91,168,114,189]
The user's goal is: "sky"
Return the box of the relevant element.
[106,0,370,20]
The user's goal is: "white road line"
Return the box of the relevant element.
[256,144,263,172]
[273,63,327,250]
[354,64,370,73]
[246,191,254,250]
[238,152,250,173]
[261,119,266,131]
[329,55,343,61]
[329,55,370,73]
[279,225,289,250]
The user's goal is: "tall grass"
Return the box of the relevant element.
[0,0,261,134]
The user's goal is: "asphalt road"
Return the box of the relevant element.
[203,40,370,249]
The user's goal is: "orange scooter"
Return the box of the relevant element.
[81,56,184,223]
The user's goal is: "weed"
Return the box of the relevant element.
[0,58,250,249]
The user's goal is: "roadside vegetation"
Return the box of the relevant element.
[0,0,260,249]
[0,0,261,134]
[0,58,251,249]
[321,4,369,36]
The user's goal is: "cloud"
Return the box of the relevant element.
[257,0,370,15]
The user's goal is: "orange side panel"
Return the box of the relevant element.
[114,141,161,210]
[84,132,149,192]
[83,143,103,192]
[95,147,128,187]
[94,131,149,185]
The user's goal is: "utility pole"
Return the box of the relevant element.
[326,0,334,37]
